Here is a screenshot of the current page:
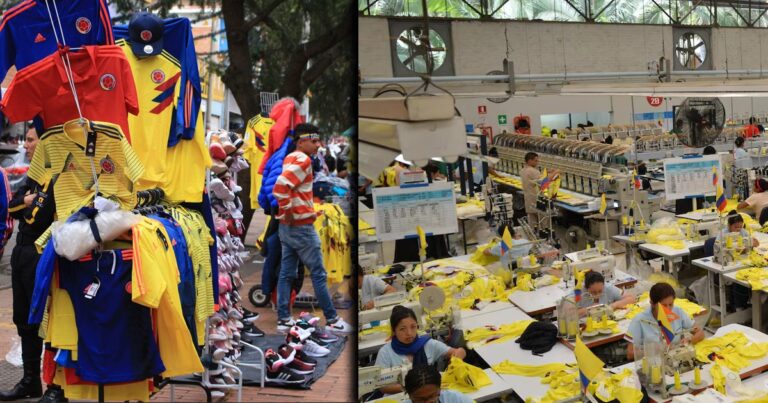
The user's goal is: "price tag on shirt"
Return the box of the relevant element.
[84,277,101,299]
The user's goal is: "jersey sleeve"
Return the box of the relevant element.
[0,16,16,83]
[120,137,145,184]
[178,19,201,141]
[96,0,114,44]
[120,56,139,116]
[26,139,48,185]
[0,65,43,123]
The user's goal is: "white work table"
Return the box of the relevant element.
[611,324,768,403]
[458,303,531,331]
[638,240,705,279]
[475,337,576,402]
[507,269,637,316]
[723,269,768,333]
[612,234,646,272]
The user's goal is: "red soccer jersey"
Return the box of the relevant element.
[0,45,138,142]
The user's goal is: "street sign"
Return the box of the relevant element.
[498,114,507,125]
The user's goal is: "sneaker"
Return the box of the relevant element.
[242,324,265,338]
[242,311,259,323]
[277,318,296,333]
[38,385,68,403]
[299,312,321,327]
[308,333,331,347]
[278,345,314,375]
[212,348,228,362]
[302,339,330,357]
[311,328,339,344]
[227,309,243,320]
[295,349,318,367]
[289,325,312,342]
[326,317,352,334]
[294,319,316,334]
[265,350,305,385]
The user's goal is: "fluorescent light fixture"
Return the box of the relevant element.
[561,79,768,97]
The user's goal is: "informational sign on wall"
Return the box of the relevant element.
[663,154,722,201]
[372,182,459,242]
[498,114,507,125]
[478,105,487,115]
[647,96,663,107]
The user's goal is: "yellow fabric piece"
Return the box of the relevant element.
[646,225,685,249]
[54,367,150,401]
[416,225,427,258]
[515,272,533,292]
[735,267,768,292]
[441,356,492,393]
[465,320,535,349]
[695,332,767,371]
[492,360,573,377]
[48,269,78,352]
[243,114,274,208]
[313,203,352,282]
[592,369,643,403]
[163,112,211,203]
[711,359,726,395]
[131,217,203,377]
[470,241,500,266]
[255,215,272,251]
[358,218,376,236]
[358,324,391,338]
[514,366,580,403]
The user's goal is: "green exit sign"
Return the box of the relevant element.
[498,114,507,125]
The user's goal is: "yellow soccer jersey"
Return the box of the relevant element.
[164,111,211,203]
[117,39,182,190]
[244,115,274,209]
[28,119,144,219]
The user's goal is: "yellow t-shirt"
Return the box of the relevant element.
[131,217,203,377]
[116,39,182,190]
[54,367,150,402]
[47,269,78,354]
[28,119,144,219]
[164,111,211,203]
[244,115,274,209]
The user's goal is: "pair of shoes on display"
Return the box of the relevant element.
[265,348,308,385]
[294,319,339,345]
[286,326,330,358]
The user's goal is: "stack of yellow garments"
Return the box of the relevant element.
[464,320,535,349]
[491,361,579,403]
[441,357,492,393]
[735,267,768,292]
[358,218,376,236]
[695,332,768,371]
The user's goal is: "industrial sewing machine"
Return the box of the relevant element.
[664,343,697,377]
[571,255,616,282]
[358,364,412,400]
[714,231,753,265]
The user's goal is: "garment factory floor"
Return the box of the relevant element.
[0,211,355,402]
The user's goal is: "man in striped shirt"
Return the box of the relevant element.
[273,124,352,334]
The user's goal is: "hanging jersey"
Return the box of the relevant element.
[52,367,151,402]
[58,249,165,383]
[0,45,138,141]
[0,0,113,82]
[47,268,78,353]
[131,217,203,377]
[113,17,200,144]
[163,111,211,203]
[27,119,144,220]
[115,38,181,190]
[244,114,273,209]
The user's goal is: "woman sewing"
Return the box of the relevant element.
[626,283,704,360]
[374,305,467,394]
[716,211,759,254]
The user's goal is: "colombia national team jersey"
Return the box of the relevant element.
[113,17,200,145]
[0,0,114,82]
[115,38,181,190]
[27,119,144,220]
[0,45,138,141]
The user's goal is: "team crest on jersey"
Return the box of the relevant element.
[151,69,165,84]
[140,30,153,42]
[76,17,92,34]
[100,157,115,174]
[99,74,116,91]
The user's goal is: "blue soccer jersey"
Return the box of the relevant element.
[0,0,114,82]
[114,17,201,146]
[58,249,165,383]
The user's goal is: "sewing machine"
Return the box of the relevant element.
[664,343,697,377]
[359,300,423,338]
[586,304,614,322]
[374,291,409,309]
[714,231,753,265]
[359,253,379,272]
[571,255,615,282]
[691,220,720,240]
[358,364,412,399]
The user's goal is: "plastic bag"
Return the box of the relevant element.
[52,208,143,261]
[646,217,685,247]
[4,336,21,367]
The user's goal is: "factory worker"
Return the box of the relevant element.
[716,211,759,253]
[375,305,466,394]
[402,365,473,403]
[737,179,768,218]
[626,282,703,360]
[576,271,635,316]
[358,265,397,311]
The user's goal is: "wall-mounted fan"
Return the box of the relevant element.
[673,97,725,148]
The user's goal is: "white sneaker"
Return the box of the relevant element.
[290,325,312,342]
[301,339,330,357]
[277,318,296,333]
[326,317,352,334]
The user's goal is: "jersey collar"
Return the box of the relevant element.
[62,119,92,149]
[54,46,98,85]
